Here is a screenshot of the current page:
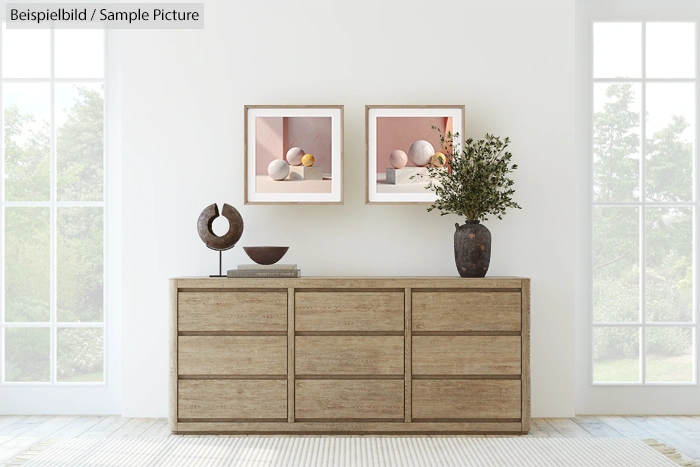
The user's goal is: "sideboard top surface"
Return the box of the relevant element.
[172,277,530,289]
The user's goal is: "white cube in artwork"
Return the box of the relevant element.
[385,167,430,185]
[289,166,323,181]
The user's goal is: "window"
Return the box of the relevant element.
[1,26,106,385]
[591,21,697,385]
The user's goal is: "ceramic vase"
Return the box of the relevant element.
[454,220,491,278]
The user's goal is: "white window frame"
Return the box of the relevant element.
[577,0,700,415]
[590,20,697,387]
[0,24,121,414]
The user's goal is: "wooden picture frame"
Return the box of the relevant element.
[365,105,465,204]
[244,105,344,204]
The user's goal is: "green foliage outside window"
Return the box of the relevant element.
[4,86,104,382]
[593,84,692,365]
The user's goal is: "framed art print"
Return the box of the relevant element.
[366,105,465,204]
[244,105,344,204]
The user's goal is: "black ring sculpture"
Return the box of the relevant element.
[197,203,244,276]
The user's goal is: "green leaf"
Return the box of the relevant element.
[423,129,521,222]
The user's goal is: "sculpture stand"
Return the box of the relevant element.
[210,250,224,277]
[208,246,234,278]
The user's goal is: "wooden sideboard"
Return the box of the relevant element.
[170,277,530,434]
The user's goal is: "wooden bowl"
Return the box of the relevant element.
[243,246,289,265]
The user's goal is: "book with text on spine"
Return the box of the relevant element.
[227,269,301,278]
[237,264,297,270]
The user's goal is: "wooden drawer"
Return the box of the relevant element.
[178,380,287,420]
[178,291,287,332]
[296,336,403,375]
[412,380,521,419]
[412,291,521,332]
[295,291,403,331]
[413,336,521,375]
[295,380,403,420]
[178,336,286,375]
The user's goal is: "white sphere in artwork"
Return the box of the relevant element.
[408,140,435,167]
[268,159,290,181]
[286,147,305,166]
[389,150,408,169]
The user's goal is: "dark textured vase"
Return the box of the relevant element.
[454,221,491,278]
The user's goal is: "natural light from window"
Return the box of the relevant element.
[592,22,697,385]
[1,25,106,384]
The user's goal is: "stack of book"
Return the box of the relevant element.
[227,264,301,278]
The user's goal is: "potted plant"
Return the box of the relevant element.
[422,129,521,277]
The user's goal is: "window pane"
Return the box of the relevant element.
[55,30,104,79]
[593,327,640,383]
[56,84,104,202]
[1,25,50,78]
[646,23,695,79]
[3,83,51,201]
[646,327,693,383]
[4,327,50,382]
[594,83,641,202]
[594,23,642,79]
[646,83,695,202]
[646,207,693,323]
[57,327,103,382]
[4,207,50,322]
[57,207,104,322]
[593,207,640,322]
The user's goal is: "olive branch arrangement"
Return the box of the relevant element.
[420,127,521,222]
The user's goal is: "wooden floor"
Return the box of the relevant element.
[0,416,699,464]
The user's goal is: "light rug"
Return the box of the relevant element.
[3,436,698,467]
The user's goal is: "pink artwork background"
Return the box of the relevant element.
[255,116,332,175]
[376,116,453,172]
[255,117,283,174]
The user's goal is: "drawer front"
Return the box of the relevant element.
[295,292,404,331]
[178,336,287,375]
[178,291,287,332]
[412,291,521,332]
[178,380,287,420]
[296,336,404,375]
[412,380,521,419]
[295,380,404,420]
[413,336,521,375]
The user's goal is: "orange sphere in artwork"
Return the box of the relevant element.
[302,154,315,167]
[431,152,446,167]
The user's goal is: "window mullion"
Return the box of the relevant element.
[1,78,104,84]
[695,19,700,385]
[640,21,647,385]
[0,20,5,384]
[593,322,696,326]
[102,29,109,386]
[1,201,104,207]
[589,19,595,387]
[592,201,696,206]
[49,27,56,386]
[593,78,696,83]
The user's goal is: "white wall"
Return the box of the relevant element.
[120,0,575,417]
